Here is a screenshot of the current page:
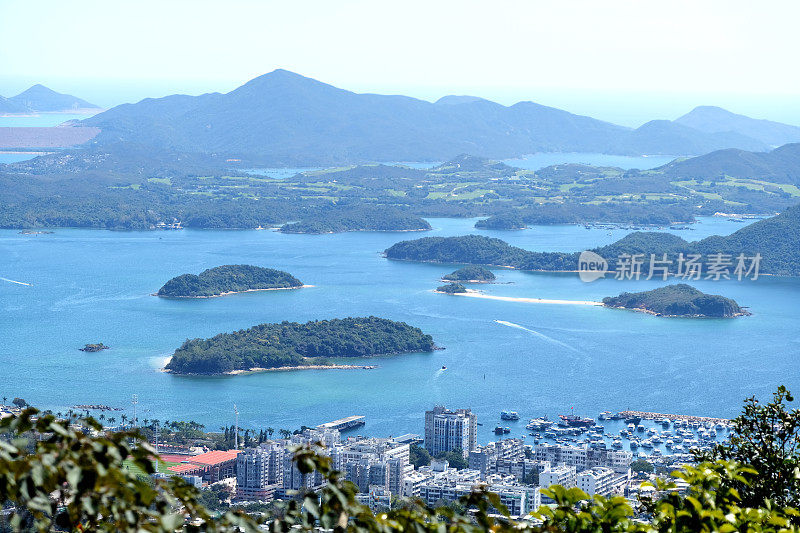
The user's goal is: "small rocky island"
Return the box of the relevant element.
[442,266,496,283]
[602,284,750,318]
[79,343,109,352]
[436,282,467,294]
[164,316,436,375]
[156,265,303,298]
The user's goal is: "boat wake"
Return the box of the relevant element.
[494,320,584,355]
[0,277,32,286]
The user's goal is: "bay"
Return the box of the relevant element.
[0,217,796,445]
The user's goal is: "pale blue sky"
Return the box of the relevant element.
[1,0,799,126]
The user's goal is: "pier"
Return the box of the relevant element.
[317,415,366,431]
[618,410,730,424]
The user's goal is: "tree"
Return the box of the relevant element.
[267,427,274,439]
[435,448,468,470]
[410,444,432,468]
[697,385,800,508]
[2,396,6,405]
[11,398,27,408]
[631,458,654,474]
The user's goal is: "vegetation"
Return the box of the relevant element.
[165,316,436,375]
[436,282,467,294]
[156,264,302,298]
[602,284,749,318]
[409,444,432,468]
[696,385,800,508]
[631,458,655,473]
[280,206,431,234]
[475,212,527,230]
[442,266,496,282]
[435,449,469,470]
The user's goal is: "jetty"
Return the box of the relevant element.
[317,415,366,432]
[618,410,729,424]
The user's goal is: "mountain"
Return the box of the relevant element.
[675,106,800,148]
[658,143,800,184]
[0,96,30,114]
[9,84,99,112]
[82,69,771,165]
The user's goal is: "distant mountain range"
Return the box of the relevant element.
[79,69,798,165]
[675,106,800,148]
[0,84,100,113]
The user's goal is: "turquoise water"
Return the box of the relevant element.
[1,218,797,443]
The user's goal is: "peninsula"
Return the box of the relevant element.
[164,316,436,375]
[602,284,750,318]
[156,265,303,298]
[442,266,496,283]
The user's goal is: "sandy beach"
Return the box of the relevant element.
[439,289,602,306]
[160,357,376,375]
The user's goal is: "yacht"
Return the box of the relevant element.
[597,411,613,420]
[526,416,553,431]
[501,411,520,421]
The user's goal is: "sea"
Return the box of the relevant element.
[1,216,798,448]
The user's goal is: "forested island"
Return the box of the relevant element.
[474,213,527,230]
[442,266,496,282]
[156,265,303,298]
[279,207,431,234]
[602,284,749,318]
[436,283,467,294]
[386,203,800,276]
[164,317,436,375]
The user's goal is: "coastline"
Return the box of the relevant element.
[154,284,313,298]
[161,358,377,376]
[603,304,751,319]
[435,288,602,306]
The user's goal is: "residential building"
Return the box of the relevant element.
[424,406,478,458]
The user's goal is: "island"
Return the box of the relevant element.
[164,316,436,375]
[474,213,527,230]
[79,343,109,352]
[279,207,431,234]
[601,284,750,318]
[156,265,303,298]
[442,266,496,283]
[436,282,467,294]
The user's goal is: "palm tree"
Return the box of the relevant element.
[108,417,116,425]
[279,429,292,439]
[267,427,274,439]
[2,396,6,405]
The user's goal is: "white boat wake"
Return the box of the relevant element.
[0,277,32,286]
[494,320,583,355]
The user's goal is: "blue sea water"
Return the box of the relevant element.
[1,217,797,443]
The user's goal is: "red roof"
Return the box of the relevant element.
[186,450,241,466]
[167,463,205,474]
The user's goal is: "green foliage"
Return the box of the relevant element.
[409,443,431,468]
[442,266,496,282]
[475,212,526,230]
[697,385,800,508]
[436,282,467,294]
[435,448,469,470]
[631,458,655,473]
[0,409,259,532]
[280,206,431,234]
[165,316,436,374]
[157,264,302,298]
[602,283,746,318]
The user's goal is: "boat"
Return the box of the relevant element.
[526,416,553,431]
[597,411,613,420]
[501,411,520,421]
[558,414,594,427]
[629,441,638,449]
[624,416,642,425]
[494,426,505,435]
[441,365,447,370]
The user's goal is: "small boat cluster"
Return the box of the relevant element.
[499,410,733,457]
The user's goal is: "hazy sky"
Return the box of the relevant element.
[1,0,799,126]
